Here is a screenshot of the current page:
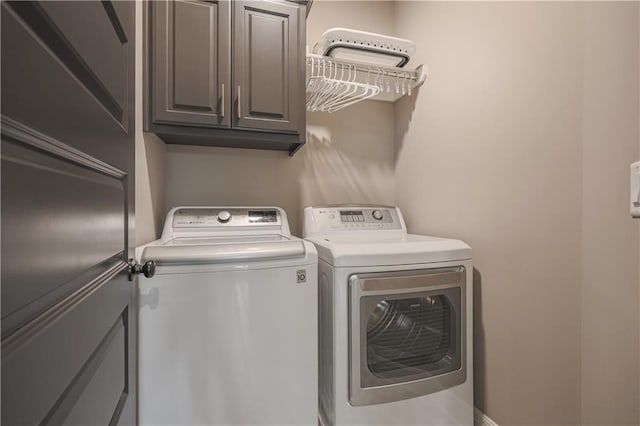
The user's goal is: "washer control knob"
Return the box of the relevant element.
[217,210,232,223]
[372,210,384,221]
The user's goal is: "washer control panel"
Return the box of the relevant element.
[172,208,281,228]
[309,207,402,232]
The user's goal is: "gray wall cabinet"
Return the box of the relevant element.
[146,0,307,155]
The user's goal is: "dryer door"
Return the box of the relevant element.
[348,267,466,406]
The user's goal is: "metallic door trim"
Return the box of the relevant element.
[348,267,467,406]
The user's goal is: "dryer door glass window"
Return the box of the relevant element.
[360,287,461,388]
[349,267,467,406]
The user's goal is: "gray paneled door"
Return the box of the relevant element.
[1,1,137,424]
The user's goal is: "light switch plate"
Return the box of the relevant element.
[632,161,640,218]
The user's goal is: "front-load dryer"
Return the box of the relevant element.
[303,205,473,426]
[136,206,318,425]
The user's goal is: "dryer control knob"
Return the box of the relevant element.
[217,210,232,223]
[372,210,384,220]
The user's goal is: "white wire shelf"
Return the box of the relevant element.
[305,53,427,112]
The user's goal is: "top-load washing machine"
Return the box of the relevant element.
[303,205,473,426]
[136,206,318,425]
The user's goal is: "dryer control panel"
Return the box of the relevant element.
[304,206,404,235]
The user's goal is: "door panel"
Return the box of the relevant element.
[38,1,130,126]
[152,0,231,127]
[1,269,130,425]
[234,0,301,132]
[248,12,286,117]
[1,126,126,336]
[59,316,127,426]
[8,1,130,127]
[1,1,136,424]
[1,2,134,166]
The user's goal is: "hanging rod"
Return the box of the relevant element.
[307,53,426,82]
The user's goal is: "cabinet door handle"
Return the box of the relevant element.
[237,85,241,119]
[220,83,225,118]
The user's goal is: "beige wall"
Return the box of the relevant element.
[135,0,167,246]
[163,1,396,236]
[394,1,639,425]
[580,3,639,424]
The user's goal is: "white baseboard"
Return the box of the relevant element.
[474,407,499,426]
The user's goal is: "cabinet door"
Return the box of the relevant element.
[152,0,230,127]
[234,0,303,133]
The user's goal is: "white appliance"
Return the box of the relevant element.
[303,205,473,426]
[136,206,318,425]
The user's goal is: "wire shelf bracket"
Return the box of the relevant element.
[305,52,427,113]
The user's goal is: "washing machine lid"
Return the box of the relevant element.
[141,234,308,266]
[307,233,471,267]
[138,206,315,266]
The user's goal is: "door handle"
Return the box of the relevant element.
[237,85,241,119]
[128,259,156,281]
[220,83,225,118]
[354,267,465,292]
